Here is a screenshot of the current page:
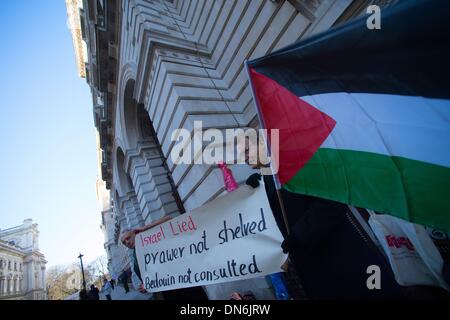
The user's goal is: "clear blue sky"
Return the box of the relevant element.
[0,1,105,267]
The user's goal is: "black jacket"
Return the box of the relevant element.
[87,287,99,300]
[260,174,405,299]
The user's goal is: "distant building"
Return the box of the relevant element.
[65,264,84,291]
[0,219,47,300]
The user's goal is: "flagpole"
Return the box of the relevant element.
[244,60,291,236]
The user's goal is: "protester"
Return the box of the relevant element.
[120,216,172,293]
[120,216,209,300]
[119,270,130,293]
[79,289,88,300]
[110,272,117,290]
[100,278,113,300]
[244,138,404,299]
[88,284,100,300]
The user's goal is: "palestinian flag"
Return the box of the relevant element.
[247,0,450,231]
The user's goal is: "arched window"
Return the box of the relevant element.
[123,79,156,145]
[123,79,139,147]
[121,79,185,218]
[116,147,132,194]
[123,81,157,145]
[137,103,153,140]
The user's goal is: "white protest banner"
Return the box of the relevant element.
[135,184,287,292]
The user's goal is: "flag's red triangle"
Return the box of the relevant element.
[249,68,336,184]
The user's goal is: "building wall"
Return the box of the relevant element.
[0,220,47,300]
[113,0,354,221]
[97,178,130,277]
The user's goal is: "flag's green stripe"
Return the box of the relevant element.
[284,148,450,231]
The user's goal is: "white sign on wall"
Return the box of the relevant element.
[135,184,287,292]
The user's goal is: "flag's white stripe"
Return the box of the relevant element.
[301,92,450,168]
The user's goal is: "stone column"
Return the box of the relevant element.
[35,264,40,291]
[41,266,45,291]
[34,272,38,291]
[7,278,11,294]
[2,277,7,295]
[24,258,34,292]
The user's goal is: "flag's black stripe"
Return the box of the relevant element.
[249,0,450,100]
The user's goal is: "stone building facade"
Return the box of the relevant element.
[97,178,129,276]
[67,0,397,299]
[0,219,47,300]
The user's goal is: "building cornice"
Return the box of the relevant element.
[0,241,25,257]
[66,0,86,78]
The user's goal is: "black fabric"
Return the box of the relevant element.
[246,173,262,188]
[441,250,450,286]
[262,175,406,299]
[249,0,450,99]
[281,236,294,254]
[132,249,142,282]
[79,289,88,300]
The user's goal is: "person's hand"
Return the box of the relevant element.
[246,173,261,188]
[230,292,242,300]
[138,284,147,293]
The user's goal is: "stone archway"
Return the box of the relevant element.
[119,79,184,225]
[114,147,144,230]
[123,79,140,149]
